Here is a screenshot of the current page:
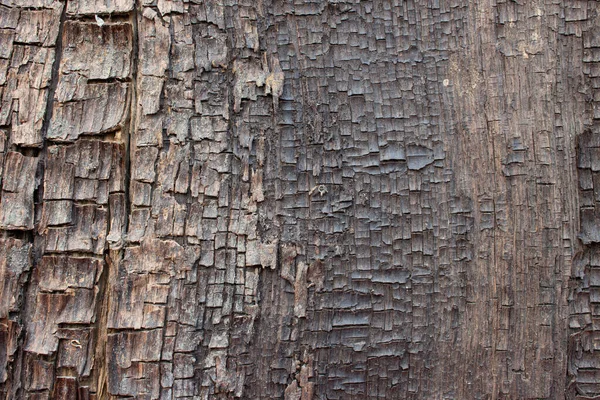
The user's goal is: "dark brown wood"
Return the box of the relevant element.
[0,0,597,399]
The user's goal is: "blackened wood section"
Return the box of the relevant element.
[570,11,600,394]
[0,0,598,399]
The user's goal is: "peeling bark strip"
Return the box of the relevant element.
[0,0,597,399]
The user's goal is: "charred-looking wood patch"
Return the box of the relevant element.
[0,0,596,399]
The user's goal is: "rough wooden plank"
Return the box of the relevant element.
[0,320,21,384]
[66,0,134,15]
[0,152,37,230]
[59,21,132,80]
[0,238,32,318]
[4,45,56,146]
[0,0,597,399]
[47,21,132,142]
[47,81,129,142]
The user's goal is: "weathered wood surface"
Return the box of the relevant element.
[0,0,597,399]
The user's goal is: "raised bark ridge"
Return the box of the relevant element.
[0,1,597,399]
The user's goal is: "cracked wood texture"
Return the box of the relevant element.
[0,0,597,399]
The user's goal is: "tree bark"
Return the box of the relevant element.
[0,0,597,399]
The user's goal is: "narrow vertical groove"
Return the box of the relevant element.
[93,2,139,397]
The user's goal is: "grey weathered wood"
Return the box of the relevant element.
[0,1,598,399]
